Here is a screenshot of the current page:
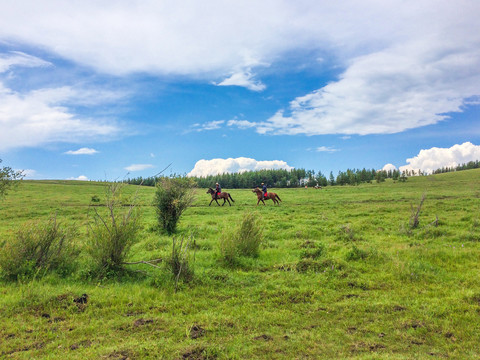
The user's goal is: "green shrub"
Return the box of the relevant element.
[219,212,263,266]
[154,177,196,234]
[345,245,369,261]
[300,241,326,259]
[0,216,77,280]
[86,183,140,277]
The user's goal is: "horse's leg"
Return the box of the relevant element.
[215,198,220,206]
[209,198,214,206]
[222,198,226,206]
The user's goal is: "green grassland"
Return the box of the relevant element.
[1,171,480,359]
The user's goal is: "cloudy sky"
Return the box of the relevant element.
[1,0,479,180]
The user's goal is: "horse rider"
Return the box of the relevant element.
[261,182,267,200]
[215,182,221,200]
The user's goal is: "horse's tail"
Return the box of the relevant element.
[229,193,235,202]
[276,194,282,202]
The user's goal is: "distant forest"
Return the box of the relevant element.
[124,160,480,189]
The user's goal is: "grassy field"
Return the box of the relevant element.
[1,171,480,359]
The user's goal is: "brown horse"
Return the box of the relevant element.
[206,187,235,206]
[252,187,282,205]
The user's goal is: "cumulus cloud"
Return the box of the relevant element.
[64,147,99,155]
[382,163,397,172]
[67,175,89,181]
[124,164,155,172]
[216,71,266,92]
[187,157,293,177]
[399,142,480,174]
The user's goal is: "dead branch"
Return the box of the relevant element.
[123,259,163,269]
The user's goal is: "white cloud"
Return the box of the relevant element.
[67,175,89,181]
[190,120,224,132]
[0,2,478,137]
[0,53,125,151]
[227,120,256,129]
[16,169,37,179]
[187,157,293,177]
[316,146,338,153]
[382,163,397,172]
[64,147,99,155]
[399,142,480,174]
[0,51,51,73]
[124,164,155,172]
[216,71,266,92]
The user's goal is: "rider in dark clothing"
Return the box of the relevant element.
[261,182,267,200]
[215,183,221,200]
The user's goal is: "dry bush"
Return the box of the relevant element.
[0,216,77,280]
[87,182,140,277]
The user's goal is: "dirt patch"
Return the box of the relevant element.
[73,293,89,304]
[73,293,89,312]
[181,347,212,360]
[403,320,425,330]
[106,349,133,359]
[350,342,386,353]
[253,334,273,341]
[189,325,206,339]
[70,340,92,351]
[2,342,44,356]
[133,318,154,327]
[393,305,407,312]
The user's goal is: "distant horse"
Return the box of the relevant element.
[206,188,235,206]
[252,187,282,206]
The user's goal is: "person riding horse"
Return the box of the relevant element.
[215,183,221,200]
[261,182,267,200]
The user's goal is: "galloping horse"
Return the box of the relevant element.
[206,188,235,206]
[252,187,282,205]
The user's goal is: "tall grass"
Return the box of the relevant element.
[0,216,77,280]
[219,211,263,265]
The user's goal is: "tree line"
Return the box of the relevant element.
[124,159,480,189]
[432,160,480,174]
[124,167,407,188]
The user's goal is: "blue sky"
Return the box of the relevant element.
[1,1,480,181]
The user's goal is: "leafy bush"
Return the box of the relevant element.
[154,177,196,234]
[219,212,263,265]
[87,183,140,277]
[0,216,77,280]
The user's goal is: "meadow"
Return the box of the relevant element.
[1,170,480,359]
